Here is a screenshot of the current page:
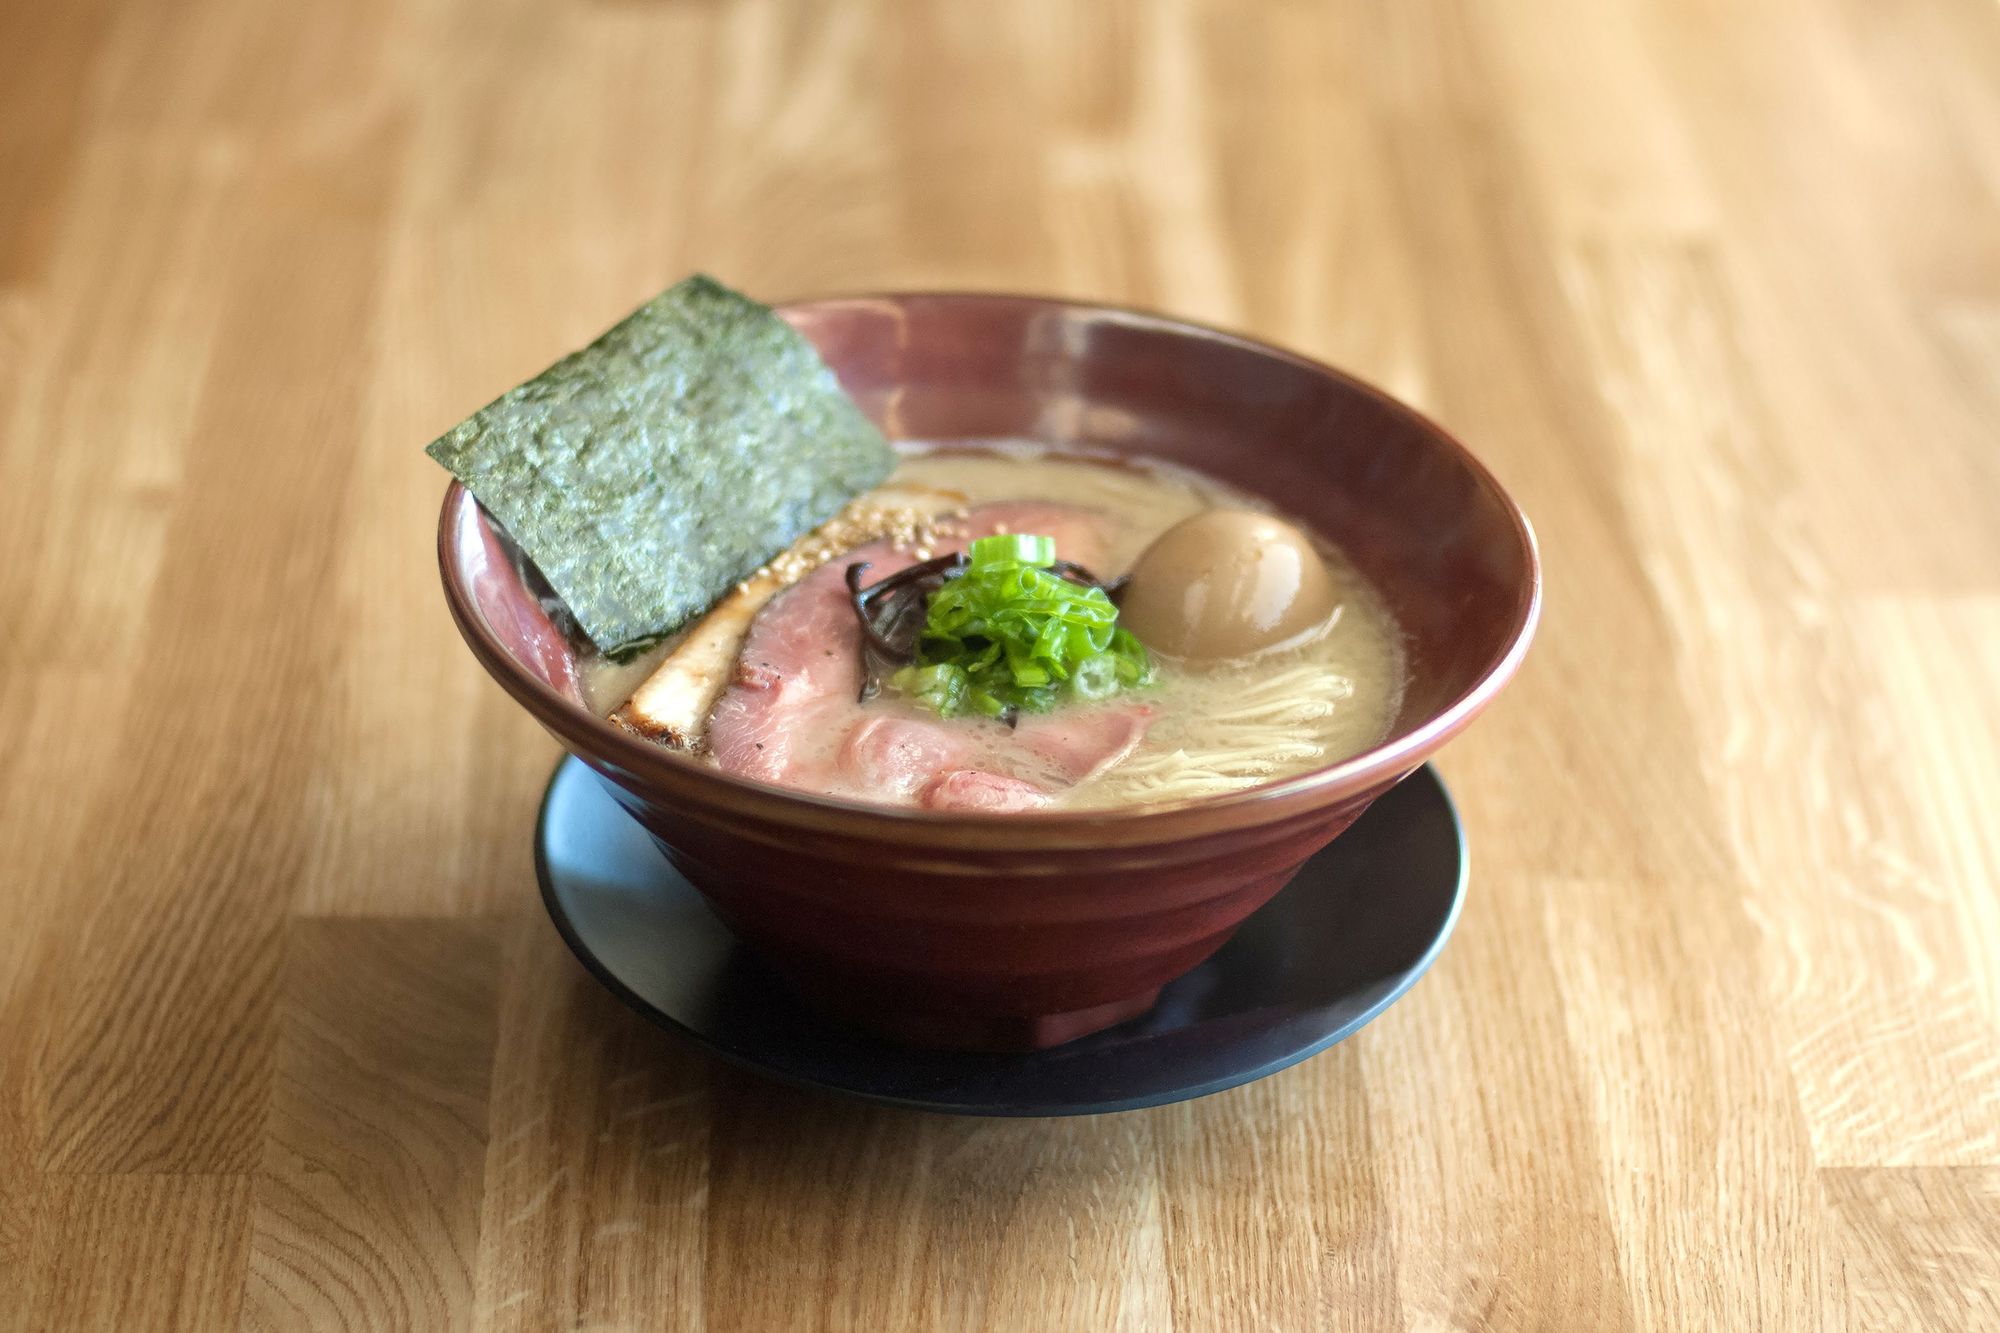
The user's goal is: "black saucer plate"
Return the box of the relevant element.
[536,758,1465,1116]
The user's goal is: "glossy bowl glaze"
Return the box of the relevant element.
[438,293,1540,1051]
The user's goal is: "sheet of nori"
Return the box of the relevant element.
[427,275,894,658]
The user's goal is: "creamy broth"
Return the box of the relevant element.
[894,445,1406,806]
[587,443,1407,807]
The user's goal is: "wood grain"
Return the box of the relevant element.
[3,0,1997,1327]
[244,919,499,1331]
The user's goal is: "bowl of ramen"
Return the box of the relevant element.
[436,280,1539,1050]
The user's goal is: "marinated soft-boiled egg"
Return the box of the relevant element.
[1119,509,1337,660]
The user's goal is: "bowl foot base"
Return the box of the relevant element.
[537,757,1466,1112]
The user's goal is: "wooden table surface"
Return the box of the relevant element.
[6,0,2000,1328]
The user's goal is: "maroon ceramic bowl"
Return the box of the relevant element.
[439,293,1539,1051]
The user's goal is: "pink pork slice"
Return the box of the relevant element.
[707,502,1152,809]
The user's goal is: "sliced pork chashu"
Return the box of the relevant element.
[702,501,1153,810]
[611,483,968,749]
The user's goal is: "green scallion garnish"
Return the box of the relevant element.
[888,534,1152,719]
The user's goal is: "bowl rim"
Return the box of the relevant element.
[436,290,1541,843]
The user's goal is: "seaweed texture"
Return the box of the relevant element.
[427,275,894,656]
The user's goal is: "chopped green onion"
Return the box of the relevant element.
[968,688,1009,718]
[892,661,969,715]
[1071,653,1120,700]
[970,532,1055,568]
[885,534,1151,718]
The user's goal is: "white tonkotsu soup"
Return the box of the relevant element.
[874,444,1404,807]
